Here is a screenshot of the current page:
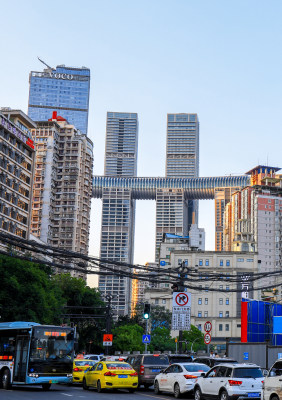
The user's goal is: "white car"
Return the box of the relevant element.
[194,363,264,400]
[83,354,103,362]
[263,359,282,400]
[154,362,210,398]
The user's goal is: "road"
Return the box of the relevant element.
[0,384,180,400]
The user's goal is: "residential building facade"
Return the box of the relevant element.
[0,109,36,245]
[98,112,138,316]
[223,165,282,294]
[30,112,93,278]
[28,63,90,134]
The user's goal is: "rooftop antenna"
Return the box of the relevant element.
[37,56,53,70]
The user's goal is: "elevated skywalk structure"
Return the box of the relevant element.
[92,175,250,200]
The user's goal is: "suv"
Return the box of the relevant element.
[193,356,237,368]
[263,359,282,400]
[194,363,264,400]
[169,354,193,364]
[127,354,170,388]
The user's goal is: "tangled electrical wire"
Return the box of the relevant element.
[0,231,281,293]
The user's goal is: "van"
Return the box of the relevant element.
[127,354,170,388]
[263,359,282,400]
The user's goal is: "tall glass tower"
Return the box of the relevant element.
[155,113,200,259]
[99,112,138,316]
[28,61,90,134]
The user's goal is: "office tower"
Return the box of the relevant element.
[223,165,282,292]
[0,109,36,246]
[30,112,93,279]
[99,112,138,316]
[155,113,199,259]
[28,61,90,134]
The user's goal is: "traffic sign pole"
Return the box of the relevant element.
[145,319,148,353]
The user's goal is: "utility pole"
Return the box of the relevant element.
[177,262,186,354]
[105,295,112,356]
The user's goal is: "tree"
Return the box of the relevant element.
[131,303,172,330]
[149,327,176,352]
[180,325,205,353]
[0,254,63,324]
[112,324,144,353]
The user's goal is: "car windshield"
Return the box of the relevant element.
[75,360,96,366]
[233,368,263,378]
[106,363,133,370]
[144,355,169,365]
[214,359,237,365]
[184,364,210,372]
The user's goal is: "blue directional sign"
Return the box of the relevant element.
[243,352,249,360]
[142,334,151,344]
[160,261,166,266]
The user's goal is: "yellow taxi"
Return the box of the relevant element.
[82,361,138,392]
[73,358,97,383]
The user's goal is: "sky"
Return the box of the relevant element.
[1,0,282,287]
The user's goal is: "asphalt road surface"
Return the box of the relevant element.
[0,384,180,400]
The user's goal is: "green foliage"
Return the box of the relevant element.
[180,325,205,352]
[149,327,175,352]
[0,254,62,324]
[129,303,172,330]
[112,324,144,352]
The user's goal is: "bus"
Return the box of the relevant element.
[0,321,75,390]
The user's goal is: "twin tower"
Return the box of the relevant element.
[93,112,248,315]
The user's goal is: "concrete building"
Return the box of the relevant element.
[144,247,259,352]
[223,165,282,294]
[0,109,36,246]
[30,112,93,278]
[98,112,138,316]
[28,61,90,134]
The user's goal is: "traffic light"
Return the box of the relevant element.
[171,283,179,292]
[143,303,151,319]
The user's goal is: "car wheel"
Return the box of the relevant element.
[271,396,279,400]
[97,380,103,393]
[2,369,11,390]
[128,389,135,393]
[174,383,181,398]
[42,383,51,391]
[83,378,89,390]
[154,381,160,394]
[194,387,202,400]
[220,389,228,400]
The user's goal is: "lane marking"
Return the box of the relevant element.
[61,394,73,397]
[135,393,170,400]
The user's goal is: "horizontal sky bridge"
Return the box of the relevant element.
[92,175,250,200]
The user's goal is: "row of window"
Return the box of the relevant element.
[198,311,230,318]
[198,298,229,305]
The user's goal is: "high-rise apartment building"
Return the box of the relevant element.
[223,165,282,293]
[28,62,90,134]
[30,112,93,278]
[99,112,138,315]
[0,109,36,245]
[155,113,199,259]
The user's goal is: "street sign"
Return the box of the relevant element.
[103,333,113,346]
[172,292,192,331]
[160,260,166,266]
[204,321,212,333]
[173,292,191,307]
[204,333,211,344]
[142,334,151,344]
[243,352,249,360]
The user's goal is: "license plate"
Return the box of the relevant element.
[118,375,127,378]
[152,369,160,372]
[248,393,260,397]
[50,380,58,383]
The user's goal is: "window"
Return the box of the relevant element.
[198,298,202,305]
[204,311,208,317]
[226,298,230,305]
[225,324,229,331]
[219,298,223,305]
[226,311,229,318]
[219,324,223,331]
[226,260,230,266]
[237,258,244,262]
[155,299,159,305]
[198,312,202,318]
[205,259,209,266]
[219,285,223,290]
[162,299,166,304]
[219,312,223,318]
[205,298,208,305]
[220,259,223,266]
[226,286,230,291]
[198,324,202,331]
[199,259,203,266]
[205,286,209,292]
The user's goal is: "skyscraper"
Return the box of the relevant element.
[155,113,200,259]
[28,61,90,134]
[99,112,138,316]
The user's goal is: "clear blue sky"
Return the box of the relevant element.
[1,0,282,285]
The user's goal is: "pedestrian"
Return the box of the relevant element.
[210,350,215,358]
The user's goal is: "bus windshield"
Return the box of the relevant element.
[29,326,74,362]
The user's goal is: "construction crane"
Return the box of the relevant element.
[37,57,53,70]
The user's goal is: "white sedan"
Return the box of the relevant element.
[154,362,210,398]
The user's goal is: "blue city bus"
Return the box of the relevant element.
[0,321,75,390]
